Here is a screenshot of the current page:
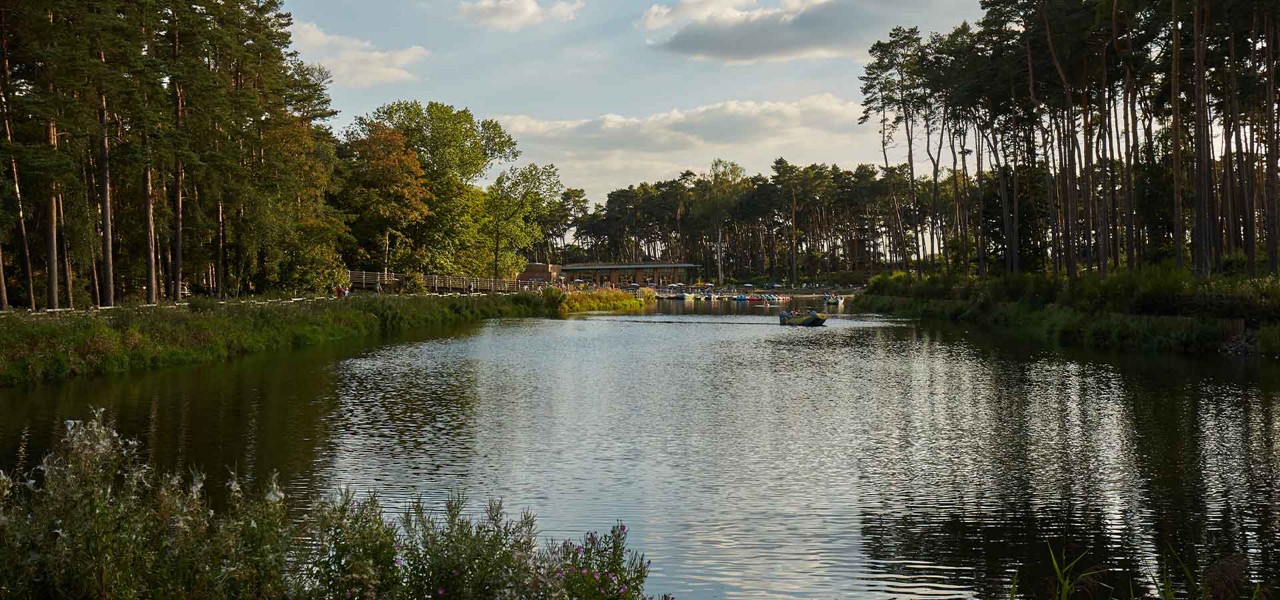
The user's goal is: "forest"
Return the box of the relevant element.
[0,0,572,310]
[571,0,1280,286]
[2,0,1279,310]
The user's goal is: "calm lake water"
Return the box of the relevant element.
[2,301,1279,598]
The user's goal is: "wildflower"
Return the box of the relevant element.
[437,588,445,596]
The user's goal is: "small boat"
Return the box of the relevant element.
[779,310,828,327]
[824,294,843,306]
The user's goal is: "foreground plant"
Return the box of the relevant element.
[0,411,668,600]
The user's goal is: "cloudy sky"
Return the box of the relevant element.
[286,0,982,201]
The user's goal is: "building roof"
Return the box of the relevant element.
[560,262,698,271]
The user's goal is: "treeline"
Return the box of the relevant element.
[569,158,889,283]
[0,1,570,311]
[859,0,1280,280]
[571,0,1280,284]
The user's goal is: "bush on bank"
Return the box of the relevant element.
[864,267,1280,322]
[0,412,670,600]
[857,269,1271,354]
[561,289,653,314]
[0,290,654,387]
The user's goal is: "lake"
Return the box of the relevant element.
[2,301,1278,598]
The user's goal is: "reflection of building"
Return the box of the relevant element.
[560,262,699,286]
[518,263,561,282]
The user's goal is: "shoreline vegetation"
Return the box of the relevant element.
[0,412,671,600]
[852,269,1280,356]
[0,289,653,387]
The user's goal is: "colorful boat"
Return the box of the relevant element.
[824,294,843,306]
[779,310,828,327]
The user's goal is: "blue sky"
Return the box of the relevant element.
[286,0,982,201]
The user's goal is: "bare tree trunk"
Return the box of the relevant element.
[170,7,184,301]
[45,123,58,310]
[1172,0,1185,269]
[1192,0,1212,276]
[144,159,158,304]
[717,225,725,285]
[217,197,226,297]
[1043,11,1078,279]
[98,68,113,307]
[0,238,7,309]
[976,124,988,277]
[57,192,73,309]
[1267,16,1279,273]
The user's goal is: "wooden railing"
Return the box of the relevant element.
[347,271,537,293]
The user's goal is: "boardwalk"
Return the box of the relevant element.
[346,271,537,293]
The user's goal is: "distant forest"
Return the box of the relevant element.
[0,0,1278,309]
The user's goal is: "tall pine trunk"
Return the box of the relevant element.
[1172,0,1185,269]
[98,61,113,307]
[45,123,58,310]
[1192,0,1212,276]
[57,192,72,309]
[1266,16,1279,273]
[170,7,184,301]
[144,158,158,304]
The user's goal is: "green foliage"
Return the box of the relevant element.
[546,525,655,600]
[855,268,1280,354]
[542,286,568,309]
[561,289,652,314]
[398,494,542,599]
[301,491,402,599]
[0,293,605,386]
[481,164,565,279]
[0,413,669,600]
[0,411,294,599]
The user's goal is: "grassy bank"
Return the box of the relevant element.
[851,269,1278,355]
[0,289,653,387]
[0,412,669,600]
[853,295,1243,354]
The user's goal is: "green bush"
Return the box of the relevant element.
[561,289,650,314]
[543,286,568,309]
[0,412,670,600]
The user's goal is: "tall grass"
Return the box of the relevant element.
[0,411,671,600]
[0,292,634,386]
[560,289,654,314]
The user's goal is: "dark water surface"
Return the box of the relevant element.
[2,302,1279,598]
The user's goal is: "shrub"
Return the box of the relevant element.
[0,412,670,600]
[546,524,657,600]
[399,494,542,599]
[543,286,568,309]
[301,491,402,599]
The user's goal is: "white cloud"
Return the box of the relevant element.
[289,22,429,88]
[457,0,585,31]
[640,0,972,63]
[496,94,882,201]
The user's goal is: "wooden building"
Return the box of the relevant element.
[518,262,561,282]
[560,262,698,286]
